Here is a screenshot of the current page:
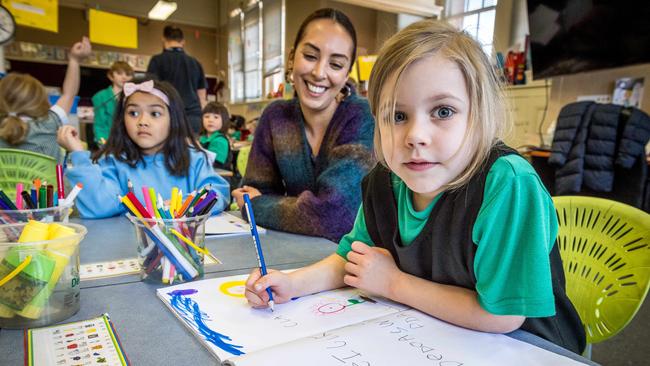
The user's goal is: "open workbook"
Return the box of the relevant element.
[157,274,586,366]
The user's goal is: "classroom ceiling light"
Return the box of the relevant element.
[148,0,177,20]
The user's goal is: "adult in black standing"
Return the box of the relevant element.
[147,25,207,134]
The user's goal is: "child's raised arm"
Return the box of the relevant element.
[56,37,92,114]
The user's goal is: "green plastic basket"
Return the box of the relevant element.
[553,196,650,345]
[0,148,57,199]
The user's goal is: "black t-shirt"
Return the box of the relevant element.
[147,48,206,116]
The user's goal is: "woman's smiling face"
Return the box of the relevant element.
[291,19,354,114]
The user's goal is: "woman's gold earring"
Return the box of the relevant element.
[336,83,351,103]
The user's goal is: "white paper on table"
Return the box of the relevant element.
[226,309,587,366]
[204,212,266,238]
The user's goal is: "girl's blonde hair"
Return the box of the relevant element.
[368,19,510,190]
[0,73,50,145]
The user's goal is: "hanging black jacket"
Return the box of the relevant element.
[549,102,650,196]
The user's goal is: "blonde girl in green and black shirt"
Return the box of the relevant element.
[243,19,586,355]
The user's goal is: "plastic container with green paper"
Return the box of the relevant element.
[0,221,87,328]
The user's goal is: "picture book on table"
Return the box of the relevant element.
[157,274,585,366]
[25,314,129,366]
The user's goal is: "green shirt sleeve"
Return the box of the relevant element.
[336,205,375,259]
[92,88,115,143]
[472,155,559,317]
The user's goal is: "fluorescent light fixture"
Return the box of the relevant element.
[148,0,177,20]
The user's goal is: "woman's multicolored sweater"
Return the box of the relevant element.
[242,94,376,242]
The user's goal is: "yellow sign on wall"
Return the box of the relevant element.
[89,9,137,49]
[349,61,359,82]
[2,0,58,33]
[357,55,377,81]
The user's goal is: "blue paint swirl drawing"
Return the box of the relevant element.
[167,289,244,356]
[157,273,402,364]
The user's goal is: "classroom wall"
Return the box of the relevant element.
[12,6,220,75]
[494,1,650,137]
[60,0,219,28]
[544,64,650,129]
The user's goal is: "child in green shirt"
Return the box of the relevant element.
[243,18,586,354]
[91,61,133,145]
[199,102,232,170]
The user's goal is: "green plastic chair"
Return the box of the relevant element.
[553,196,650,349]
[236,145,251,179]
[0,148,57,199]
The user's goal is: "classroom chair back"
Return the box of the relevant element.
[553,196,650,345]
[0,148,57,199]
[236,145,251,178]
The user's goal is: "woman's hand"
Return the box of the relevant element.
[57,125,85,152]
[231,185,262,209]
[245,268,295,309]
[343,241,404,299]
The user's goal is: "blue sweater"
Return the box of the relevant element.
[66,149,230,219]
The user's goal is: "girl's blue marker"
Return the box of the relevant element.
[243,193,275,311]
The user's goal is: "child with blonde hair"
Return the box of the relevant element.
[244,19,586,354]
[0,37,91,161]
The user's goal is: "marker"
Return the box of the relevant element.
[176,189,183,214]
[0,196,11,210]
[196,196,218,216]
[38,186,47,208]
[0,190,17,210]
[149,187,161,219]
[21,191,36,209]
[15,183,23,209]
[170,187,178,216]
[187,185,210,210]
[176,192,195,218]
[56,164,65,199]
[61,183,83,206]
[31,187,37,207]
[142,186,154,217]
[46,184,54,208]
[243,193,274,311]
[191,191,216,217]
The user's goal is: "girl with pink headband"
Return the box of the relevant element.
[57,79,230,218]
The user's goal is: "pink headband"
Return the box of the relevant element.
[123,80,170,106]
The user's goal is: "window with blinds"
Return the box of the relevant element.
[444,0,497,57]
[244,4,262,100]
[229,0,285,102]
[228,11,244,103]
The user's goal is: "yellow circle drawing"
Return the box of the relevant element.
[219,280,246,297]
